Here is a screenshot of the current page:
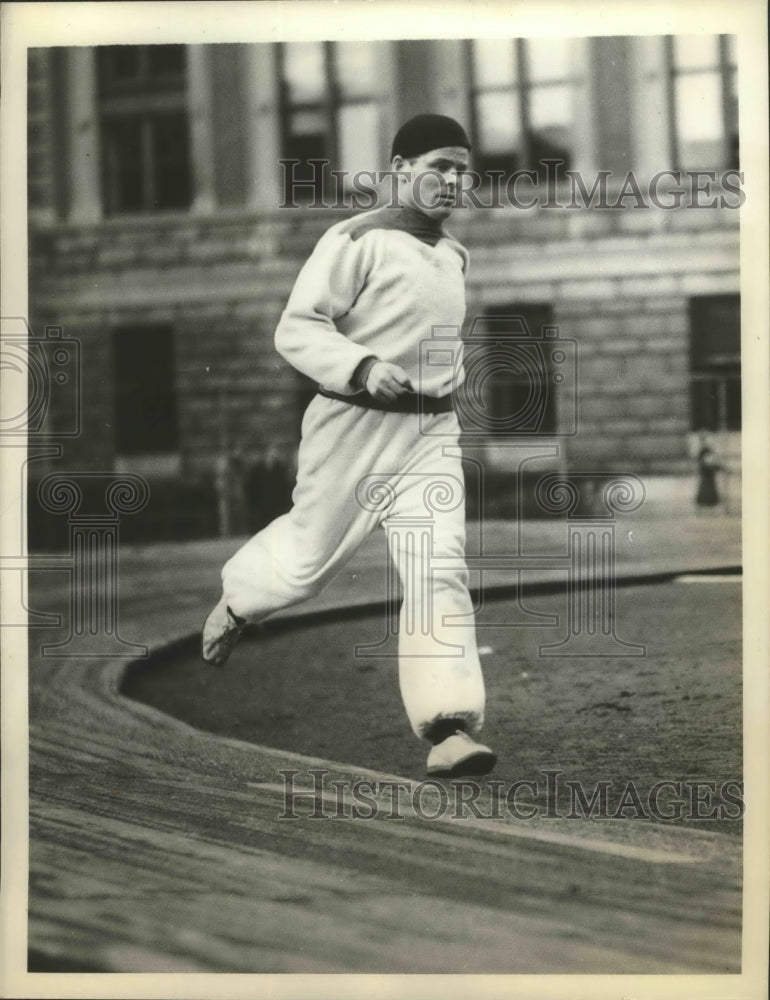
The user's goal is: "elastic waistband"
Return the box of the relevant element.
[318,387,455,415]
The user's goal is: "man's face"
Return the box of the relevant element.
[393,145,469,220]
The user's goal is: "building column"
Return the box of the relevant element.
[628,36,673,183]
[243,44,282,211]
[394,41,439,124]
[27,49,57,225]
[65,48,101,223]
[187,45,217,214]
[432,40,472,127]
[568,38,595,178]
[373,42,398,167]
[589,37,635,176]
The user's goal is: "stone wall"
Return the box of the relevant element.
[29,197,739,487]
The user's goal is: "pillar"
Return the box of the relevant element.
[243,43,283,211]
[38,473,150,657]
[187,45,217,214]
[537,473,647,657]
[65,48,101,223]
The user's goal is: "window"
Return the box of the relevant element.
[668,35,738,170]
[97,45,192,214]
[113,326,179,455]
[467,38,576,184]
[278,41,382,202]
[689,295,741,432]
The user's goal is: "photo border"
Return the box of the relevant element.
[2,2,768,998]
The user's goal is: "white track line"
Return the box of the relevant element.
[674,574,741,583]
[116,669,722,868]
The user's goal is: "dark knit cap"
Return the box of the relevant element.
[390,113,471,160]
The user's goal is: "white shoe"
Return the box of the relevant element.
[201,596,246,666]
[426,731,497,778]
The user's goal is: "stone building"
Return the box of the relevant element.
[27,37,741,538]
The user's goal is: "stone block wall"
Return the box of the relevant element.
[28,197,739,530]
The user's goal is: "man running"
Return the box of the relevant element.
[203,113,495,778]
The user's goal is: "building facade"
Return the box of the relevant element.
[27,37,741,538]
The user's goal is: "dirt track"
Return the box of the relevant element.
[126,580,742,835]
[24,577,742,974]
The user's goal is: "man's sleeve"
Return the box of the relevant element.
[274,227,380,394]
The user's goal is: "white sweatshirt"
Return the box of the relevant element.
[274,206,469,397]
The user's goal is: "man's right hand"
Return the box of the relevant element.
[365,362,414,402]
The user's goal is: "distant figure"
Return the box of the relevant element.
[695,432,722,510]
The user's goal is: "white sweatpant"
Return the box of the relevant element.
[222,395,485,740]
